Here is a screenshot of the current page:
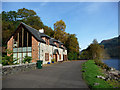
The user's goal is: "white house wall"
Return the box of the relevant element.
[58,48,63,61]
[39,43,53,64]
[38,42,65,64]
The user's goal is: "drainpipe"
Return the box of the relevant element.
[52,46,53,59]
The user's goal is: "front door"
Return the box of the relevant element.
[55,54,57,62]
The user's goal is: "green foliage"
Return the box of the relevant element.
[2,49,18,66]
[82,60,116,88]
[54,20,66,32]
[23,16,44,30]
[68,52,78,60]
[7,49,13,55]
[94,60,111,71]
[2,54,18,66]
[43,26,54,37]
[80,39,107,60]
[22,56,32,64]
[73,53,77,60]
[51,58,55,62]
[0,56,2,64]
[80,50,90,60]
[17,8,36,19]
[66,34,80,60]
[68,52,74,60]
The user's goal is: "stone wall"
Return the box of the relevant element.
[2,63,36,77]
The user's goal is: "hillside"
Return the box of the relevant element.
[100,35,120,58]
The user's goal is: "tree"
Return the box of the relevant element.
[92,39,98,44]
[23,16,44,30]
[80,50,90,60]
[43,26,54,37]
[17,8,44,30]
[54,20,66,42]
[68,52,74,60]
[66,34,79,54]
[80,39,106,60]
[54,20,66,32]
[17,8,36,20]
[90,39,105,60]
[66,34,80,60]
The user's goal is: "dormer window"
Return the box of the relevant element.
[42,37,45,41]
[54,42,56,45]
[42,37,49,45]
[61,45,63,47]
[54,42,59,48]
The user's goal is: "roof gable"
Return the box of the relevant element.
[21,22,46,43]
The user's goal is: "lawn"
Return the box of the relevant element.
[82,60,120,89]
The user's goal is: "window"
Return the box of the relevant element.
[19,29,22,47]
[45,53,49,61]
[59,54,61,60]
[14,35,17,42]
[28,32,32,47]
[23,29,27,47]
[13,53,17,58]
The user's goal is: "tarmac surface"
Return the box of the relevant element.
[2,61,89,88]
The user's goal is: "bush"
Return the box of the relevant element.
[51,58,55,63]
[2,54,18,66]
[94,60,110,71]
[68,52,74,60]
[22,56,32,64]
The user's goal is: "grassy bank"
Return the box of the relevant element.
[82,60,120,89]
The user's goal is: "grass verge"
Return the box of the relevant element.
[82,60,120,89]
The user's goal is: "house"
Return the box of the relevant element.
[7,22,67,64]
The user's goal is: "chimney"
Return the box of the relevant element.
[39,28,44,33]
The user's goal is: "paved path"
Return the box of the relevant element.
[3,61,89,88]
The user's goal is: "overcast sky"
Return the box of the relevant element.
[2,2,118,50]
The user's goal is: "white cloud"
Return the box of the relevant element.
[84,3,102,14]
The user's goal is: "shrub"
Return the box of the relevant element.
[68,52,74,60]
[94,60,110,71]
[2,54,18,66]
[22,56,32,64]
[51,58,55,62]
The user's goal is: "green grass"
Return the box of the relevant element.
[82,60,120,89]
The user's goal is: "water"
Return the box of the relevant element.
[103,59,120,70]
